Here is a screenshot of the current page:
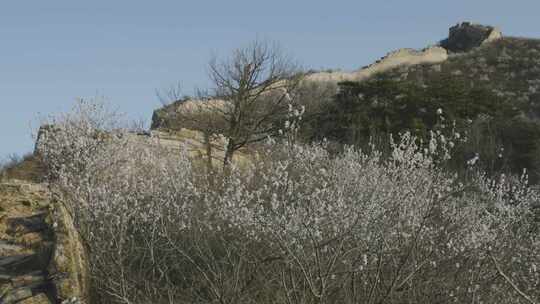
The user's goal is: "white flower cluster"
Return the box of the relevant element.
[38,99,540,304]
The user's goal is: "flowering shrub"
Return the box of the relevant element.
[38,100,539,304]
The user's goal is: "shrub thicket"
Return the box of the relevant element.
[37,100,540,304]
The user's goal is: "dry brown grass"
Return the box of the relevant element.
[0,153,46,183]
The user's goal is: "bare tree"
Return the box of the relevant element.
[207,40,304,166]
[154,41,303,169]
[154,85,228,173]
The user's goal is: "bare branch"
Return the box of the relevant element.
[202,39,304,167]
[490,253,538,304]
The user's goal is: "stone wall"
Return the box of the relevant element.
[151,99,227,130]
[0,180,89,304]
[153,45,449,130]
[152,23,506,130]
[304,22,503,83]
[149,22,503,160]
[128,129,254,168]
[305,46,448,83]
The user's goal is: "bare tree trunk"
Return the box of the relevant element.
[223,139,235,170]
[203,132,213,174]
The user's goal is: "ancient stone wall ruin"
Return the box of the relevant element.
[0,180,89,304]
[152,22,505,135]
[440,22,502,52]
[305,22,503,83]
[305,46,448,83]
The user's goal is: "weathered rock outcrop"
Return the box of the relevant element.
[0,180,89,304]
[440,22,502,52]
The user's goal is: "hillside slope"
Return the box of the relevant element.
[382,36,540,118]
[311,23,540,181]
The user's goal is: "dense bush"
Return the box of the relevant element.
[38,100,540,304]
[310,77,540,183]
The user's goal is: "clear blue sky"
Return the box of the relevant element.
[1,0,539,159]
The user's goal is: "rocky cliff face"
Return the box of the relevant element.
[0,180,89,304]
